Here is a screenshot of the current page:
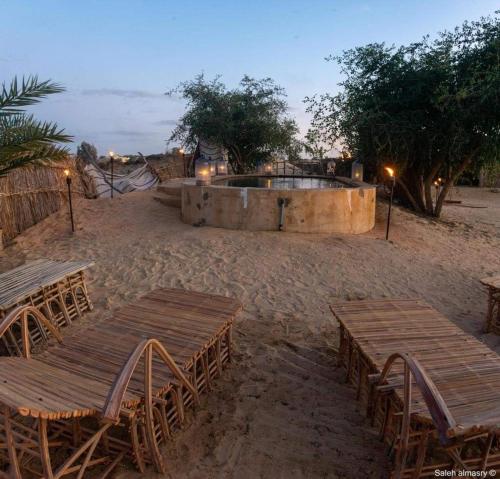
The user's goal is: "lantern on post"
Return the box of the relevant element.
[434,177,443,205]
[179,148,186,177]
[216,158,228,175]
[384,167,396,241]
[351,160,363,181]
[207,157,216,176]
[64,169,75,233]
[195,159,211,186]
[260,161,273,175]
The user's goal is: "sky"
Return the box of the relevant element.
[1,0,498,155]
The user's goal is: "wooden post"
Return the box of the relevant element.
[4,406,22,479]
[39,417,55,479]
[144,344,165,473]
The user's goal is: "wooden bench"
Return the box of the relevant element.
[481,275,500,334]
[0,288,242,478]
[0,259,93,354]
[331,298,500,478]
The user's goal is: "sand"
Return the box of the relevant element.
[0,186,499,478]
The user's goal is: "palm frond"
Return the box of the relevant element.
[0,144,70,176]
[0,114,72,147]
[0,75,72,175]
[0,76,65,116]
[0,113,72,176]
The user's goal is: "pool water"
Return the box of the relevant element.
[222,176,349,189]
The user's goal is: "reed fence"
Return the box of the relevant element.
[0,159,85,245]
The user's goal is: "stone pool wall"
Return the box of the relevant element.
[181,176,376,234]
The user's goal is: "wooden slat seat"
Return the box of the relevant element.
[0,358,127,419]
[481,274,500,334]
[0,287,242,478]
[0,259,93,311]
[1,288,241,420]
[331,298,500,477]
[0,260,94,357]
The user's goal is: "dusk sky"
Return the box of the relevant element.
[2,0,498,155]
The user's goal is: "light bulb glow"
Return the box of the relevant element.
[385,167,395,177]
[64,169,70,177]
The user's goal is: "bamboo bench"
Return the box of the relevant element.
[331,298,500,478]
[481,275,500,334]
[0,259,93,354]
[0,288,242,478]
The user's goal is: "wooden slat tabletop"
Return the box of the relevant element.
[0,288,242,419]
[0,259,94,310]
[331,299,500,434]
[481,275,500,290]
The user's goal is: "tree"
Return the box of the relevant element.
[168,75,299,173]
[0,76,72,176]
[77,141,98,163]
[304,130,328,159]
[305,14,500,217]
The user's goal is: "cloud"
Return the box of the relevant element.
[81,88,164,99]
[108,130,158,138]
[154,119,178,126]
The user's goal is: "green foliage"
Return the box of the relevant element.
[77,141,98,162]
[305,14,500,216]
[168,75,299,173]
[0,76,72,176]
[303,130,328,159]
[482,159,500,187]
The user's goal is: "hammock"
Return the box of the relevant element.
[198,139,227,162]
[187,139,229,175]
[83,161,159,198]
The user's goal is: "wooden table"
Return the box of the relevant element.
[481,274,500,333]
[0,259,93,338]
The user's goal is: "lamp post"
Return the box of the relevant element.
[64,169,75,233]
[109,151,115,198]
[384,167,396,241]
[179,148,186,177]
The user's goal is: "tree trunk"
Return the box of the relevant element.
[397,177,422,213]
[399,170,425,213]
[434,154,475,217]
[227,145,245,174]
[423,177,434,215]
[424,158,445,216]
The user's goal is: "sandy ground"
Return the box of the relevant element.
[1,187,499,478]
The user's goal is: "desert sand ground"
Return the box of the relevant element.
[1,187,499,478]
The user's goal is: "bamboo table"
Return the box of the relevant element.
[481,274,500,334]
[0,259,93,350]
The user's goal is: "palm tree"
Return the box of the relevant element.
[0,76,72,176]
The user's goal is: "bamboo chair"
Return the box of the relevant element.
[0,288,241,478]
[332,298,500,478]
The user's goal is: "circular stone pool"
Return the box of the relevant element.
[222,176,347,189]
[181,175,376,234]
